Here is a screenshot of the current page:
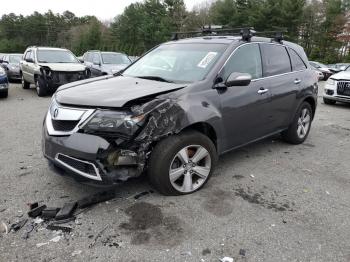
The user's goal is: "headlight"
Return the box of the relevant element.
[0,67,5,76]
[81,110,145,136]
[326,78,335,85]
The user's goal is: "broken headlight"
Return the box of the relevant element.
[81,110,145,136]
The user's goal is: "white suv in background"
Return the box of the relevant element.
[323,67,350,105]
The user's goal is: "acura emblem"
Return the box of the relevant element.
[53,108,59,118]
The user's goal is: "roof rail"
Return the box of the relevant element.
[171,26,256,42]
[171,26,286,43]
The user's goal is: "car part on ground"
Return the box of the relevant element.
[20,47,90,97]
[42,28,318,195]
[323,70,350,105]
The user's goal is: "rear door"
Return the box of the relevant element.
[259,43,300,131]
[219,43,273,150]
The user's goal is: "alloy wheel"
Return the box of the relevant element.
[169,145,211,193]
[297,108,311,139]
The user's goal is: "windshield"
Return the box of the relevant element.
[37,50,79,63]
[9,55,22,63]
[102,53,131,65]
[123,43,227,83]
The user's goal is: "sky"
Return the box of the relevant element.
[0,0,206,21]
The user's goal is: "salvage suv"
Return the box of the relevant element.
[20,47,90,96]
[43,29,318,195]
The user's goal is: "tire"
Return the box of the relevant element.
[323,97,336,105]
[148,131,218,196]
[0,90,8,98]
[35,76,48,97]
[282,102,313,145]
[21,74,30,89]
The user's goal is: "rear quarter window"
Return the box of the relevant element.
[289,48,307,71]
[260,44,291,77]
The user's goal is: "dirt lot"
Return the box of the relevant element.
[0,82,349,262]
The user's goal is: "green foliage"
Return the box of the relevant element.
[0,0,349,61]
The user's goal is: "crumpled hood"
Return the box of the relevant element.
[39,63,86,72]
[330,71,350,80]
[55,76,186,108]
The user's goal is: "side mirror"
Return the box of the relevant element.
[93,61,101,66]
[3,60,9,64]
[25,58,34,63]
[225,72,252,87]
[78,58,84,63]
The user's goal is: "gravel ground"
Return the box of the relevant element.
[0,82,349,262]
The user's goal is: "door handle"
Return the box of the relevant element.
[294,79,301,84]
[258,88,269,94]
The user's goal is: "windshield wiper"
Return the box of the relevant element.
[136,76,173,83]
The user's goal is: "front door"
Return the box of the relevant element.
[218,43,273,151]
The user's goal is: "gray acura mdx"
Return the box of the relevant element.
[43,29,318,195]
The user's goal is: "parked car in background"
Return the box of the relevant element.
[0,67,9,98]
[328,63,350,72]
[43,29,318,195]
[310,65,324,81]
[20,47,90,97]
[309,61,333,80]
[82,51,131,77]
[129,56,139,62]
[323,67,350,105]
[0,53,23,81]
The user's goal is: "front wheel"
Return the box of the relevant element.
[21,74,30,89]
[35,76,48,97]
[148,131,218,196]
[282,102,313,144]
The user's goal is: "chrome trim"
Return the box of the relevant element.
[46,103,95,136]
[55,153,102,181]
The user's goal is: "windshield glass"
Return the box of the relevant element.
[102,53,131,65]
[37,50,79,63]
[9,55,22,63]
[123,43,227,83]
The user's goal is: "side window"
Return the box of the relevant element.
[29,50,35,61]
[92,53,100,64]
[260,44,291,77]
[222,44,262,80]
[24,50,31,60]
[289,48,306,71]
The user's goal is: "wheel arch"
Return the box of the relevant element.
[181,122,218,150]
[303,96,316,119]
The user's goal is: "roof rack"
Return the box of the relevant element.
[171,26,286,43]
[171,26,256,41]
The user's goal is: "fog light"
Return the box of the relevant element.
[326,89,334,95]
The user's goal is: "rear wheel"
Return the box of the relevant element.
[323,97,336,105]
[21,74,30,89]
[35,76,48,97]
[148,131,217,196]
[282,102,312,144]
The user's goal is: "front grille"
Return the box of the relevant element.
[57,154,98,176]
[52,71,85,84]
[51,119,79,131]
[337,81,350,96]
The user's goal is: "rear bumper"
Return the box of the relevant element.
[42,121,143,185]
[0,76,8,91]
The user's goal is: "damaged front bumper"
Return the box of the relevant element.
[41,69,90,90]
[43,126,144,185]
[42,96,185,185]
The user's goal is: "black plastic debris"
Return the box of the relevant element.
[53,217,76,224]
[10,219,28,232]
[78,190,115,209]
[55,202,77,220]
[41,208,60,219]
[239,249,246,256]
[28,205,46,218]
[134,190,154,200]
[47,224,72,233]
[28,202,39,210]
